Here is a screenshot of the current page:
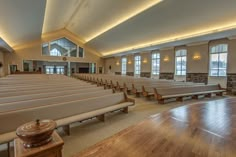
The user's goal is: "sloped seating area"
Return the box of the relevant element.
[73,74,226,104]
[0,74,135,149]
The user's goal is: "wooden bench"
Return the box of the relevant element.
[0,83,92,93]
[0,84,98,98]
[153,84,226,104]
[142,83,205,97]
[0,92,135,146]
[0,90,114,113]
[0,87,105,104]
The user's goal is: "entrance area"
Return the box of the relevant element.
[22,60,97,76]
[45,66,65,74]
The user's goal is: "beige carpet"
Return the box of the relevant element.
[0,95,229,157]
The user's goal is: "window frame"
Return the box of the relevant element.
[209,44,228,77]
[175,49,187,76]
[42,37,84,58]
[151,52,160,75]
[134,55,141,76]
[78,46,84,58]
[121,57,127,75]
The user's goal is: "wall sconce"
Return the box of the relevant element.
[193,54,201,60]
[142,59,147,63]
[116,61,120,65]
[128,60,132,64]
[163,56,169,62]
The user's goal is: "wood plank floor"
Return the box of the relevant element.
[75,98,236,157]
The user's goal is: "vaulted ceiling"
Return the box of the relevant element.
[0,0,236,56]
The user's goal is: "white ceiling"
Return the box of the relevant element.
[0,0,46,47]
[86,0,236,55]
[0,38,13,52]
[43,0,161,41]
[1,0,236,56]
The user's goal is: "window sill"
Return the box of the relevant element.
[208,76,227,78]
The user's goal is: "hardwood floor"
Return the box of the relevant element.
[75,98,236,157]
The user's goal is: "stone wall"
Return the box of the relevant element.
[140,72,151,78]
[126,72,134,76]
[186,73,208,84]
[227,73,236,91]
[159,73,174,80]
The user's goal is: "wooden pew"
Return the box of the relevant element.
[0,84,98,98]
[0,82,92,93]
[0,87,105,104]
[153,84,225,104]
[0,92,135,145]
[0,89,114,113]
[142,83,205,97]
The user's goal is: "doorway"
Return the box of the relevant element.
[9,65,17,74]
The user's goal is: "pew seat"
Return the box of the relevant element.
[0,90,114,112]
[161,90,225,99]
[154,84,225,104]
[0,92,135,145]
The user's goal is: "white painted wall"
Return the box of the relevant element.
[208,76,227,88]
[104,38,236,88]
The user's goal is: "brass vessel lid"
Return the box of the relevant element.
[16,119,56,137]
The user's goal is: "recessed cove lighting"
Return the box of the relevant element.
[85,0,163,42]
[102,23,236,56]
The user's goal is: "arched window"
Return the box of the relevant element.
[209,44,228,76]
[175,49,187,75]
[121,57,127,75]
[151,52,160,75]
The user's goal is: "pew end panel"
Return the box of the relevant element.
[123,92,135,105]
[123,83,131,94]
[153,88,163,101]
[142,86,148,97]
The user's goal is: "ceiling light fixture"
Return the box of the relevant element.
[85,0,163,42]
[102,23,236,56]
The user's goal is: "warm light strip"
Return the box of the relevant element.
[102,23,236,56]
[0,33,12,47]
[85,0,163,42]
[42,0,52,34]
